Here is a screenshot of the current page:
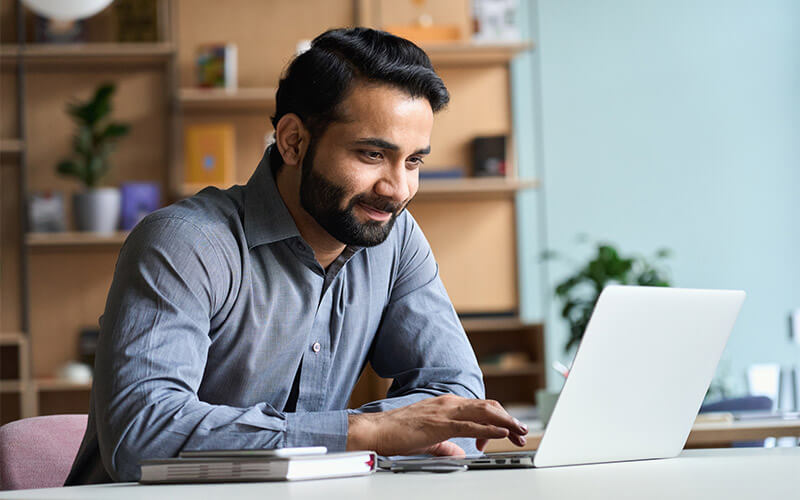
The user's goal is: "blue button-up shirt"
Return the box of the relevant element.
[66,154,484,483]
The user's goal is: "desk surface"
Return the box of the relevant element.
[485,416,800,452]
[2,448,798,500]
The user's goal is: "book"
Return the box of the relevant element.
[196,43,238,89]
[183,123,235,188]
[139,451,377,484]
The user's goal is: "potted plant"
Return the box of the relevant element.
[56,83,130,233]
[545,240,672,352]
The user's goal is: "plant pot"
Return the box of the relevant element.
[73,187,121,233]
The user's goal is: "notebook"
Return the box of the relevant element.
[139,449,376,483]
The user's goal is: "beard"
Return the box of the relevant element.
[299,142,408,247]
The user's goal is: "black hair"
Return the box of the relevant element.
[267,27,450,174]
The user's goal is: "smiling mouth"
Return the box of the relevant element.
[357,202,393,222]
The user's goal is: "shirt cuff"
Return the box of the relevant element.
[284,410,349,451]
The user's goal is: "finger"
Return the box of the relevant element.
[508,433,527,447]
[451,421,510,439]
[475,438,488,451]
[454,400,528,436]
[427,441,466,457]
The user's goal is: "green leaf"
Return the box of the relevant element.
[73,127,93,156]
[101,122,130,139]
[56,159,83,179]
[656,248,673,259]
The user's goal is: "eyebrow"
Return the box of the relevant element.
[353,138,431,155]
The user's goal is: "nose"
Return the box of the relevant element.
[374,163,411,203]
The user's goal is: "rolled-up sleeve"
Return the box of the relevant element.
[95,216,348,481]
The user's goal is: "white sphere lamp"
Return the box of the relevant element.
[22,0,115,22]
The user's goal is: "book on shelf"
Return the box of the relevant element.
[139,449,377,484]
[196,43,238,90]
[184,123,235,188]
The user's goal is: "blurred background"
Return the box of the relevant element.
[0,0,798,435]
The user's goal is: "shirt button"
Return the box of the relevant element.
[312,342,321,353]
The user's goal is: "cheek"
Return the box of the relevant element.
[408,172,419,198]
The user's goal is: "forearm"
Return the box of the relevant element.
[100,390,349,481]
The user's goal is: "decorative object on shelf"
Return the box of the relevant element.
[33,16,87,43]
[480,351,529,369]
[384,0,462,43]
[22,0,115,21]
[56,83,131,233]
[114,0,158,42]
[472,0,520,42]
[196,43,238,90]
[472,135,506,176]
[120,182,161,230]
[544,239,672,351]
[419,167,464,180]
[56,361,93,384]
[184,123,235,189]
[78,328,99,371]
[28,191,66,232]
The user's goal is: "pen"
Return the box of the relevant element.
[552,361,570,378]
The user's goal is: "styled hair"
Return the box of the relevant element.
[267,27,449,174]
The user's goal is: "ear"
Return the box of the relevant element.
[275,113,310,168]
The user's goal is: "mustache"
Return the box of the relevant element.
[350,194,408,215]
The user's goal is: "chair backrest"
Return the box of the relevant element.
[0,414,88,491]
[699,395,774,413]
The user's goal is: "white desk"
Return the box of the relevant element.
[1,448,797,500]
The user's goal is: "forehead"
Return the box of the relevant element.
[323,82,434,147]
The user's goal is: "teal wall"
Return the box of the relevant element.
[514,0,800,392]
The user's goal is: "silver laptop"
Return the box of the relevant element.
[381,285,746,470]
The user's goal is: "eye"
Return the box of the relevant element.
[406,156,425,169]
[360,150,384,161]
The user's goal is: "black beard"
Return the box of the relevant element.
[299,144,406,247]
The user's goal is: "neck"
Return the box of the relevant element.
[275,166,345,269]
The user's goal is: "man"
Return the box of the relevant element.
[66,27,527,484]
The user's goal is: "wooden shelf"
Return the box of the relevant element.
[26,231,129,247]
[0,380,25,393]
[179,87,277,110]
[422,41,533,66]
[0,139,24,154]
[34,378,92,392]
[462,317,541,333]
[0,43,175,65]
[480,362,543,377]
[415,177,538,200]
[0,332,26,346]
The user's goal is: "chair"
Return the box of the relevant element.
[699,395,773,413]
[0,414,88,491]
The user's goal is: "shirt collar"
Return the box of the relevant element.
[244,152,302,249]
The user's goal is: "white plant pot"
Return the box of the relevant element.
[73,187,121,233]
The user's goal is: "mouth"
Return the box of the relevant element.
[356,202,393,222]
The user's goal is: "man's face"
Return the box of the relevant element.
[299,83,434,247]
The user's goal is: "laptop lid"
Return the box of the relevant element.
[534,285,745,467]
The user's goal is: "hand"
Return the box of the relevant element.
[346,394,528,456]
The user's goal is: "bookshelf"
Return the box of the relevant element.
[0,138,23,153]
[1,0,544,421]
[26,232,129,247]
[0,43,175,65]
[178,87,276,110]
[421,41,534,66]
[416,177,538,199]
